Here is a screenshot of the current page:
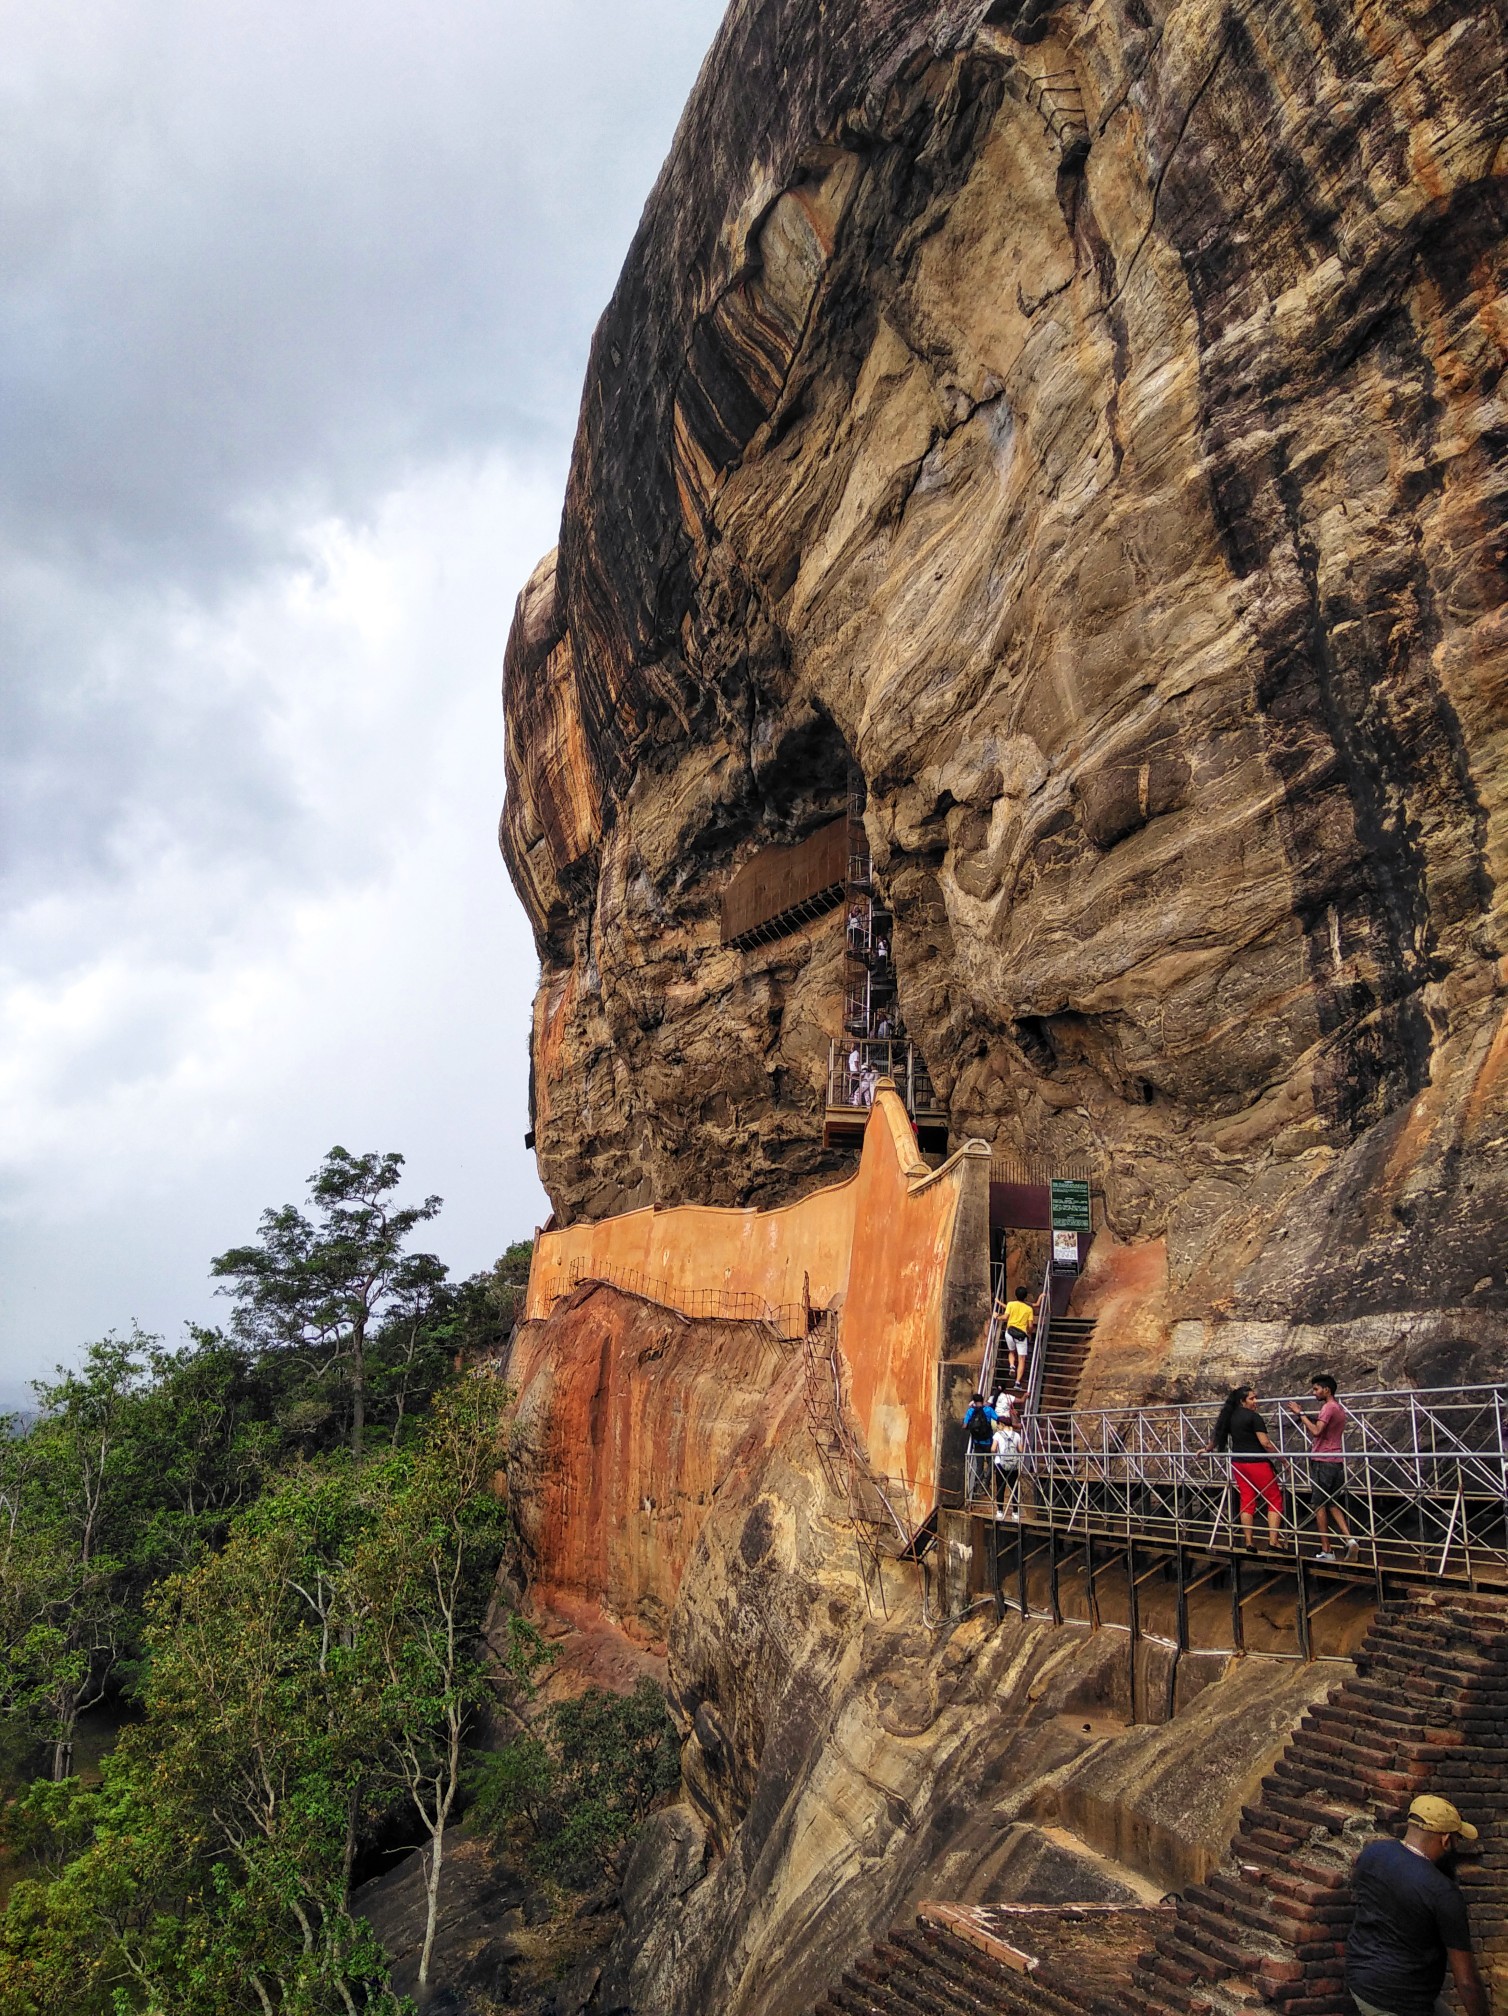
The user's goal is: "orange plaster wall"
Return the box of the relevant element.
[527,1170,861,1318]
[841,1095,972,1514]
[523,1086,988,1531]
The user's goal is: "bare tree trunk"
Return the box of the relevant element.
[52,1694,77,1781]
[417,1822,445,1999]
[418,1710,464,1999]
[341,1783,358,1897]
[350,1325,365,1457]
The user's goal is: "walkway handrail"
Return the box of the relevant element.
[1027,1384,1508,1462]
[977,1267,1004,1397]
[1020,1254,1054,1418]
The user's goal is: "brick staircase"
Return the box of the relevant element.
[812,1908,1145,2016]
[806,1589,1508,2016]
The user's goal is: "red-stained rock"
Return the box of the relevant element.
[508,1281,794,1646]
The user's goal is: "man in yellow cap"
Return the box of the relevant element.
[1345,1795,1489,2016]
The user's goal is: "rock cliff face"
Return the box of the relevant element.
[503,0,1508,1375]
[507,1282,790,1643]
[496,0,1508,2010]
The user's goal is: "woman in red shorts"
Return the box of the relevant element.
[1209,1384,1283,1547]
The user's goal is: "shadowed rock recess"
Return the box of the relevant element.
[497,0,1507,2009]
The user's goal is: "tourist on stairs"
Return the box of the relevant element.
[1286,1372,1359,1562]
[1000,1288,1037,1390]
[1207,1384,1283,1549]
[991,1414,1022,1517]
[1345,1795,1489,2016]
[963,1392,998,1502]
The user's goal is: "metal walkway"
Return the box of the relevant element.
[966,1384,1508,1604]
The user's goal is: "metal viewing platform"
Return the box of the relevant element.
[966,1384,1508,1591]
[824,1040,947,1148]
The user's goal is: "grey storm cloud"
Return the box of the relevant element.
[0,0,727,1381]
[1,0,713,566]
[1,0,725,906]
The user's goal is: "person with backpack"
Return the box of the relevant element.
[991,1413,1024,1516]
[963,1391,998,1502]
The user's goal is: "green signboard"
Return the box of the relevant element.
[1050,1178,1092,1233]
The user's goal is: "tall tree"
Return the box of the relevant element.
[0,1465,399,2014]
[352,1375,509,2001]
[0,1327,283,1786]
[212,1148,442,1456]
[0,1338,142,1779]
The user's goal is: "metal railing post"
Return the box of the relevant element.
[1126,1541,1140,1720]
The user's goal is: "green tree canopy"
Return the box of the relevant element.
[211,1148,443,1456]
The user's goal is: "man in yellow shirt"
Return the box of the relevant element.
[1000,1291,1037,1389]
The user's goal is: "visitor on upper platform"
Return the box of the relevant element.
[1207,1384,1283,1549]
[1286,1373,1359,1563]
[847,903,866,949]
[874,1012,892,1041]
[1345,1795,1488,2016]
[999,1288,1036,1390]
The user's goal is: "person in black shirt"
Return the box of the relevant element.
[1345,1795,1488,2016]
[1208,1384,1284,1548]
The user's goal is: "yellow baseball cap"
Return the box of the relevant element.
[1408,1795,1479,1841]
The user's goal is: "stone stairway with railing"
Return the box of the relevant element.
[806,1588,1508,2016]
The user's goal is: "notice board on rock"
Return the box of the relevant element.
[1049,1178,1091,1232]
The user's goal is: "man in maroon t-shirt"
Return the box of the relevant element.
[1287,1373,1359,1562]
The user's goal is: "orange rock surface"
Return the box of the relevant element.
[508,1282,791,1646]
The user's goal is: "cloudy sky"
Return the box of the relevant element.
[0,0,727,1395]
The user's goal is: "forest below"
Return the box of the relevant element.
[0,1151,676,2014]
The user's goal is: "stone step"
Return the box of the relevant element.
[1167,1898,1289,1969]
[1182,1882,1335,1949]
[851,1948,964,2016]
[1298,1720,1450,1767]
[906,1926,1079,2016]
[825,1987,892,2016]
